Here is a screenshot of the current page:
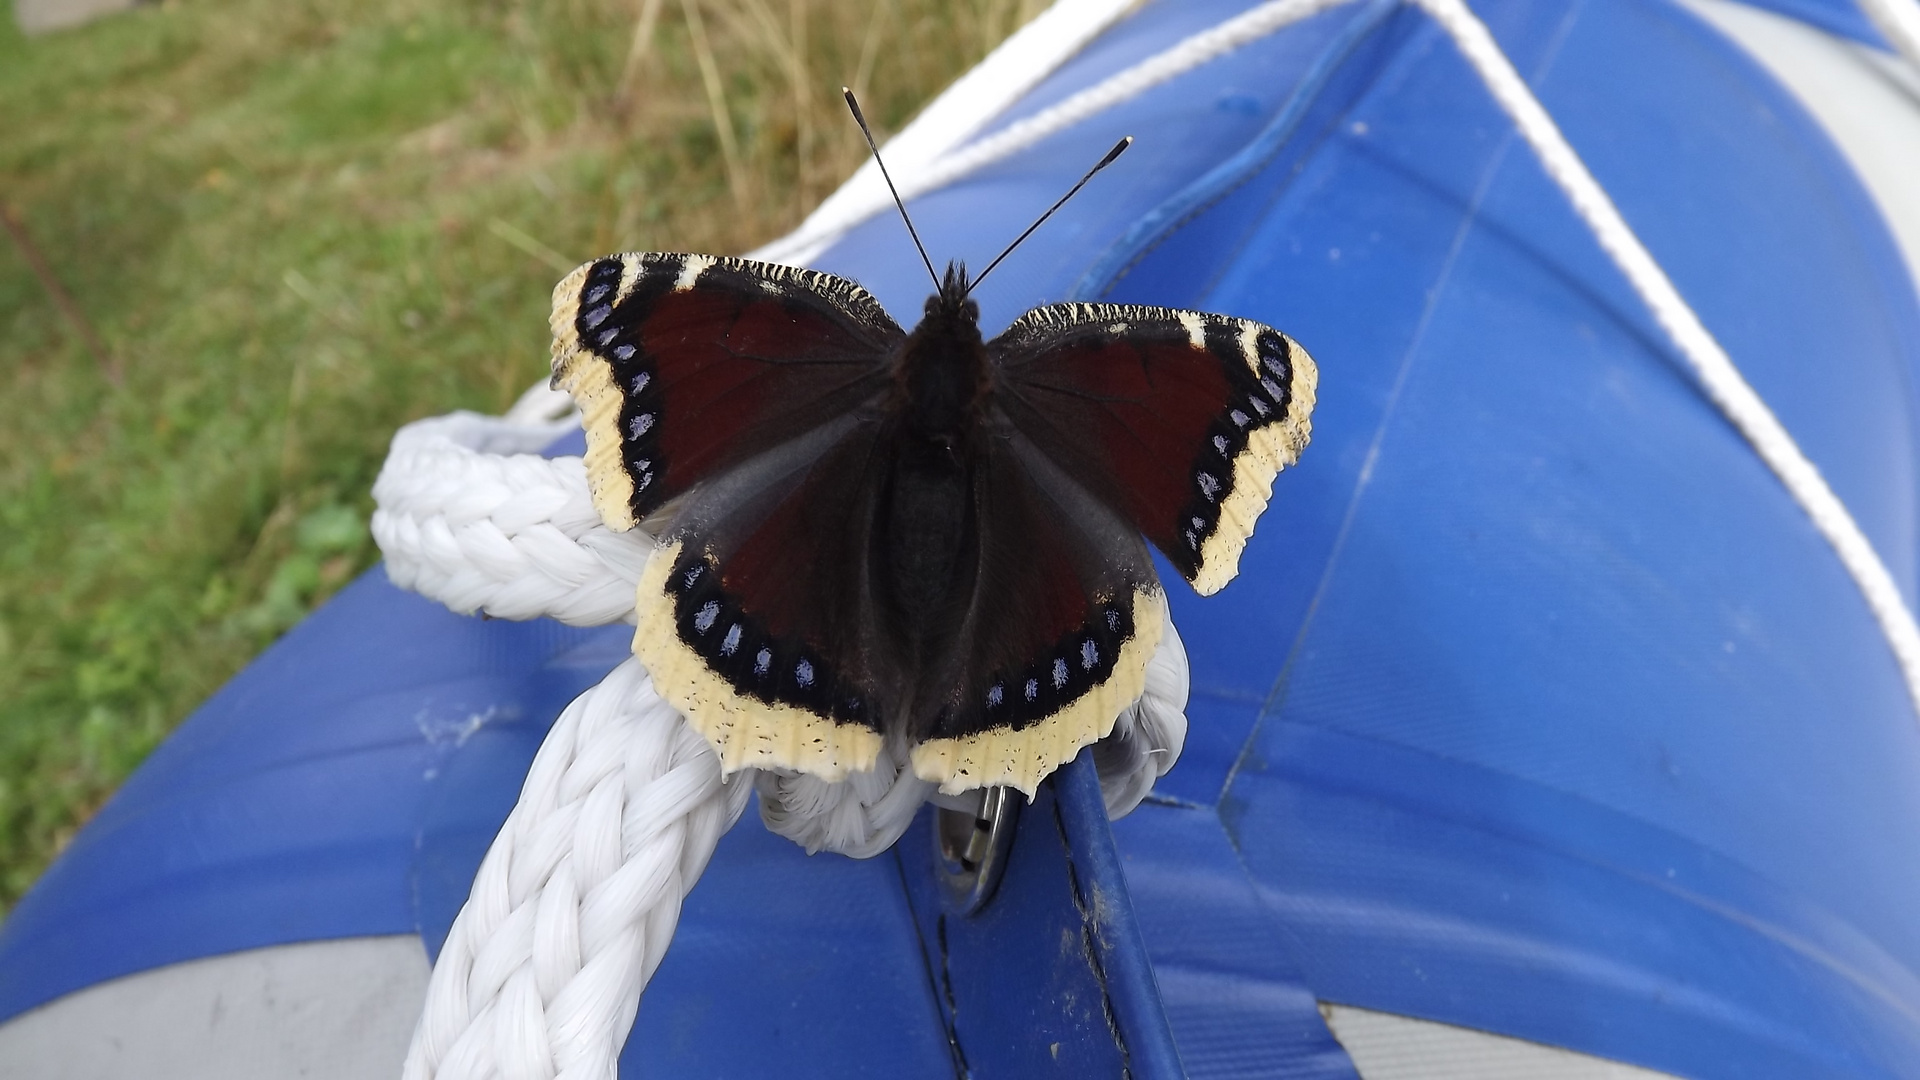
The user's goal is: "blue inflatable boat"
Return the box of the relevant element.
[5,0,1920,1075]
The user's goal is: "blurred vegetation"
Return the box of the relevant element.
[0,0,1041,913]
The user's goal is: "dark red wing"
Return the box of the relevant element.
[550,253,901,531]
[905,429,1166,796]
[632,407,1167,797]
[987,303,1317,595]
[630,413,897,781]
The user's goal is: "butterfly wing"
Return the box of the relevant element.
[987,302,1317,595]
[550,252,904,779]
[633,412,899,780]
[905,427,1166,797]
[550,253,902,530]
[631,401,1167,795]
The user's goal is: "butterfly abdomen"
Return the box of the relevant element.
[880,269,992,650]
[879,444,973,641]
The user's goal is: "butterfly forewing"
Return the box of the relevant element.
[988,303,1317,595]
[550,253,902,530]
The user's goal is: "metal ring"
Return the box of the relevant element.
[934,787,1021,915]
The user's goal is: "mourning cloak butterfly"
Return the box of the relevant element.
[548,99,1316,797]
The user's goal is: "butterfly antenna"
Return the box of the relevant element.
[966,135,1133,296]
[843,88,940,292]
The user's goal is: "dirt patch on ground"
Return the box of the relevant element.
[15,0,138,36]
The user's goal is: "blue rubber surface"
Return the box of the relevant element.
[6,1,1920,1076]
[892,755,1187,1080]
[1082,0,1920,1075]
[0,574,609,1021]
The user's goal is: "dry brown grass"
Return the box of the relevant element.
[0,0,1043,912]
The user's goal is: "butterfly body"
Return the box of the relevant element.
[893,264,991,449]
[551,251,1315,796]
[881,266,988,650]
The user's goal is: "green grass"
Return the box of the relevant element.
[0,0,1042,913]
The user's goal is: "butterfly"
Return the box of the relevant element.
[547,102,1316,799]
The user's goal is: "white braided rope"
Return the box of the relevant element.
[1858,0,1920,71]
[402,659,754,1080]
[1411,0,1920,715]
[752,0,1352,267]
[1094,608,1191,818]
[371,412,650,627]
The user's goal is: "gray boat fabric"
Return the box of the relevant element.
[12,0,137,36]
[0,936,427,1079]
[1323,1004,1682,1080]
[1687,0,1920,302]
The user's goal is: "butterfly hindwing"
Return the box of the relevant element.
[550,253,902,531]
[624,389,1169,796]
[633,413,895,780]
[987,302,1317,594]
[906,429,1166,796]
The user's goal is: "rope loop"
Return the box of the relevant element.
[376,394,1192,1078]
[371,411,651,627]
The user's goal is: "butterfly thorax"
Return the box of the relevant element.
[882,265,989,646]
[894,264,989,448]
